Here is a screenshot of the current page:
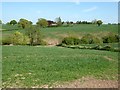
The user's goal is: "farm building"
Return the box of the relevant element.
[47,20,57,27]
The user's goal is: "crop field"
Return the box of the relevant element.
[2,24,119,88]
[2,46,118,88]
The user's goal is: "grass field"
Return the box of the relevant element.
[2,46,118,88]
[2,24,119,88]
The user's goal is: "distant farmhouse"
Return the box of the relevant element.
[47,20,57,27]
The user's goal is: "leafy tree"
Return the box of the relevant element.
[66,21,70,24]
[25,25,41,45]
[70,21,73,24]
[76,21,79,24]
[10,20,17,25]
[76,21,81,24]
[36,18,48,28]
[18,18,32,29]
[29,21,33,25]
[82,21,87,24]
[97,20,103,26]
[55,17,62,26]
[62,21,64,24]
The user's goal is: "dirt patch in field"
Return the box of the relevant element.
[40,77,118,88]
[43,38,60,45]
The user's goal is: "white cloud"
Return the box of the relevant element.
[83,6,97,12]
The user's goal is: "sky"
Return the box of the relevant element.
[1,2,118,24]
[1,0,119,2]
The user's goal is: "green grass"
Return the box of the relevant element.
[2,24,20,31]
[2,24,118,87]
[2,46,118,87]
[1,24,22,40]
[38,24,118,40]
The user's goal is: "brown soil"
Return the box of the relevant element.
[43,38,59,45]
[40,77,118,88]
[55,77,118,88]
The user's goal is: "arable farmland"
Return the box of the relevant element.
[1,2,119,88]
[2,46,118,88]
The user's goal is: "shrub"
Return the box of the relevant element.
[81,34,102,44]
[115,34,120,42]
[22,35,30,45]
[62,37,80,45]
[11,31,30,45]
[102,33,119,43]
[2,38,12,45]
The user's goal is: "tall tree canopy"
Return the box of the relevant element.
[97,20,103,26]
[36,18,48,28]
[10,20,17,25]
[25,25,41,45]
[18,18,32,29]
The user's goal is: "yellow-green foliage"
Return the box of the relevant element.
[11,31,30,45]
[36,18,48,28]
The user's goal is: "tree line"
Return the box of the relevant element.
[0,17,104,29]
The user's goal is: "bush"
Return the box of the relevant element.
[81,34,102,44]
[2,38,12,45]
[102,33,119,43]
[22,35,30,45]
[11,31,30,45]
[62,37,80,45]
[115,34,120,42]
[2,31,46,46]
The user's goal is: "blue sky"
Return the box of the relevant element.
[2,2,118,24]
